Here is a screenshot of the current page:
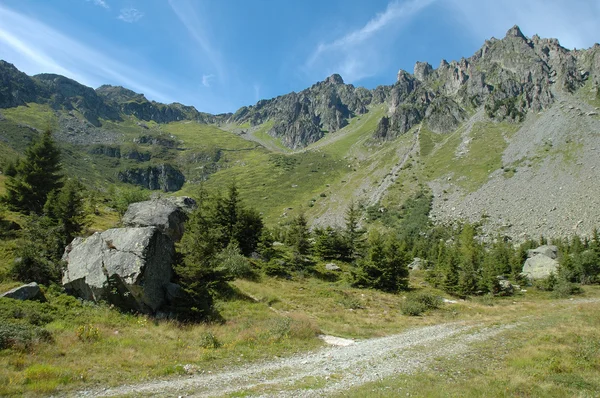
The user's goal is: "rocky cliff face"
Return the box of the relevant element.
[231,74,372,149]
[375,25,600,140]
[117,164,185,192]
[227,26,600,148]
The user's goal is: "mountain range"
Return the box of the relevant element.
[1,25,599,241]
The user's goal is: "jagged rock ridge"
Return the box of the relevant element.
[231,74,374,149]
[0,60,223,126]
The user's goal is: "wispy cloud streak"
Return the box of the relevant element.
[305,0,436,82]
[118,7,144,23]
[0,4,171,102]
[87,0,109,9]
[168,0,226,82]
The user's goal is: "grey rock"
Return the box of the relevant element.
[496,277,514,296]
[414,62,433,82]
[0,282,46,302]
[117,163,185,192]
[230,74,370,149]
[325,263,341,271]
[408,257,425,270]
[122,196,196,242]
[522,254,559,280]
[527,245,558,259]
[164,282,183,305]
[62,227,174,313]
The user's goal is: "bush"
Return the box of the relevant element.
[552,279,583,298]
[198,331,221,349]
[215,243,254,279]
[401,291,442,316]
[534,274,557,291]
[76,324,101,342]
[400,299,428,316]
[0,322,53,350]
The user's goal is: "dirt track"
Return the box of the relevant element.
[81,321,513,397]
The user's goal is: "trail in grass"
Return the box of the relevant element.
[82,321,511,398]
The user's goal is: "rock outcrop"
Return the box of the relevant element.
[62,227,174,313]
[522,245,560,280]
[231,74,371,149]
[117,164,185,192]
[122,196,196,242]
[0,282,46,302]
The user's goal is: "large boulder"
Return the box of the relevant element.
[122,196,196,242]
[527,245,558,259]
[62,227,174,313]
[0,282,46,302]
[522,254,559,280]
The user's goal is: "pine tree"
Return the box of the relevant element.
[344,200,363,259]
[3,129,63,214]
[288,213,310,256]
[44,179,87,247]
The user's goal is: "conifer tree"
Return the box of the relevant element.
[3,129,63,214]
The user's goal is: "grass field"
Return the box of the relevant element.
[1,272,597,396]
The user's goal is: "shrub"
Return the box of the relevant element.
[76,324,101,342]
[0,322,52,350]
[198,331,221,349]
[215,242,253,279]
[401,291,442,316]
[534,274,557,291]
[552,278,583,298]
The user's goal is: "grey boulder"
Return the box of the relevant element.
[522,254,559,280]
[325,263,341,271]
[409,257,425,270]
[62,227,174,313]
[122,196,196,242]
[527,245,558,259]
[0,282,46,302]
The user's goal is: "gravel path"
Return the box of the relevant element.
[79,321,514,398]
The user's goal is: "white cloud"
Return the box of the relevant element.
[168,0,226,82]
[201,74,215,87]
[118,7,143,23]
[304,0,436,83]
[253,84,260,102]
[0,4,172,103]
[87,0,109,9]
[445,0,600,50]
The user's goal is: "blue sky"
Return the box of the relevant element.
[1,0,599,114]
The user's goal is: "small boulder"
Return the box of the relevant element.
[62,227,174,313]
[522,255,559,280]
[496,277,514,296]
[122,196,196,242]
[527,245,558,259]
[325,263,341,271]
[0,282,46,302]
[408,257,425,270]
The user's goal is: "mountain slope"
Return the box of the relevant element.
[0,25,599,240]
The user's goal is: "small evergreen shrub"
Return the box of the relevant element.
[552,278,583,298]
[198,331,221,349]
[0,322,52,350]
[401,291,442,316]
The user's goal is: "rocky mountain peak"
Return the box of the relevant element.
[414,62,433,82]
[325,74,345,85]
[506,24,526,40]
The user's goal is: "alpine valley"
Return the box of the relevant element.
[2,25,599,240]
